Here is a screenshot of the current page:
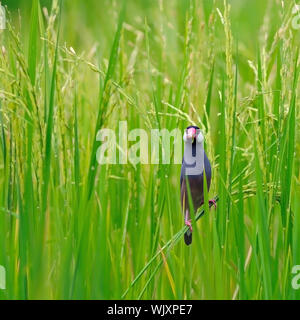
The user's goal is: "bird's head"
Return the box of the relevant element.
[183,126,204,144]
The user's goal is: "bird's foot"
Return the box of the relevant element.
[209,199,217,209]
[185,219,193,233]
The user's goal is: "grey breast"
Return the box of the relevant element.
[180,151,212,212]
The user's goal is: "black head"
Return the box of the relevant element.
[186,125,200,130]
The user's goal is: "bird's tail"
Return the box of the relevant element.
[184,229,192,245]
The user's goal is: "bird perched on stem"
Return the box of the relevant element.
[180,126,215,245]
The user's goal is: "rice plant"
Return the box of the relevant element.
[0,0,299,300]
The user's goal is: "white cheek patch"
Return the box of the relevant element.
[184,142,204,176]
[183,132,189,143]
[197,133,204,144]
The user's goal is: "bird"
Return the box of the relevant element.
[180,126,214,245]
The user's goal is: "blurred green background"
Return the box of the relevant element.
[0,0,299,300]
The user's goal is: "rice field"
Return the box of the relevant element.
[0,0,299,300]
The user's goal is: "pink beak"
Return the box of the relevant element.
[187,127,197,139]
